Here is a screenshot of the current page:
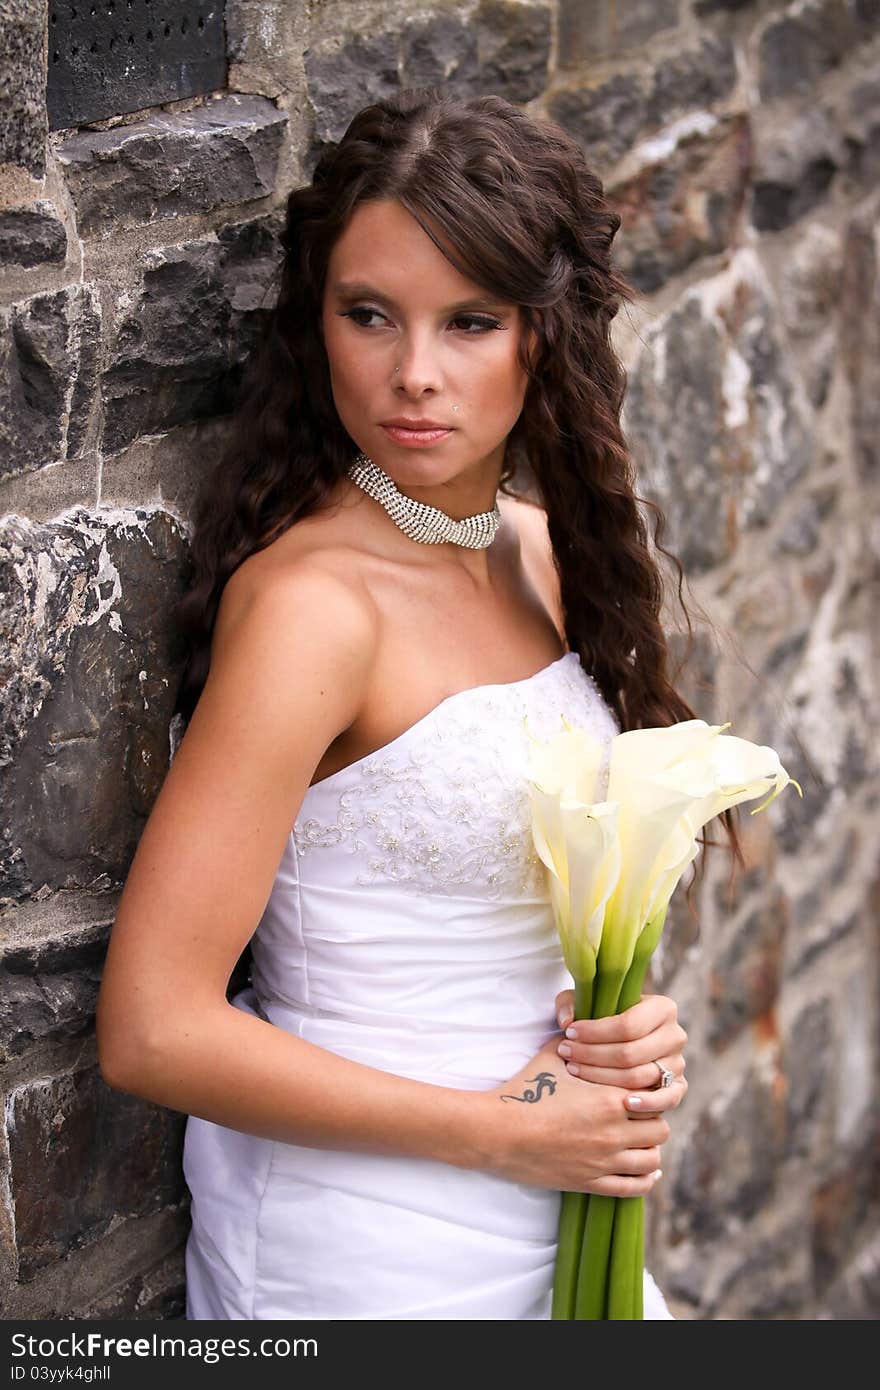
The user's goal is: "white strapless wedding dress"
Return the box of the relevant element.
[183,651,675,1320]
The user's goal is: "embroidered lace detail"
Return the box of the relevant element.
[291,655,618,901]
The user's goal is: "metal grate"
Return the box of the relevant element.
[47,1,228,131]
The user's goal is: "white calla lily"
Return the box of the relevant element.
[637,729,802,938]
[524,717,620,981]
[523,715,605,802]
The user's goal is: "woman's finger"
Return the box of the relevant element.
[624,1074,689,1116]
[555,988,575,1029]
[564,993,677,1045]
[558,1019,688,1072]
[562,1051,686,1092]
[584,1170,663,1198]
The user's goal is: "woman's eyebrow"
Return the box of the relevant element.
[331,280,509,313]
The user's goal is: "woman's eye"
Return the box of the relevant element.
[340,307,387,328]
[452,315,502,333]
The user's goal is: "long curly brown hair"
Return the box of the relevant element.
[172,86,743,888]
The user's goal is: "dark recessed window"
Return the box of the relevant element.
[47,0,228,130]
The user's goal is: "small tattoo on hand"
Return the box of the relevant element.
[500,1071,558,1103]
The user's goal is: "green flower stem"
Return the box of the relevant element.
[569,968,627,1318]
[609,909,669,1319]
[573,975,595,1021]
[574,1193,616,1318]
[552,1191,587,1318]
[618,944,651,1010]
[592,969,626,1019]
[607,1193,640,1318]
[551,973,595,1319]
[634,1197,644,1319]
[621,905,669,1009]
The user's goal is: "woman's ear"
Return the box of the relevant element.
[523,309,543,373]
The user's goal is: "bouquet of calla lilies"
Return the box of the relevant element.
[523,714,802,1319]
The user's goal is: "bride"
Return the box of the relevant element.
[95,88,726,1320]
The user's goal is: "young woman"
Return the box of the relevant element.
[96,88,726,1320]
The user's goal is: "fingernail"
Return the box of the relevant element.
[565,1026,578,1039]
[558,1043,572,1057]
[626,1095,643,1108]
[566,1062,580,1076]
[559,1011,573,1029]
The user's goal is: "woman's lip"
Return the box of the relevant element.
[381,424,453,446]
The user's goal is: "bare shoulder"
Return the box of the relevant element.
[195,542,381,793]
[213,483,380,642]
[215,539,377,670]
[498,490,564,639]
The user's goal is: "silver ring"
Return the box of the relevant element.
[654,1061,674,1089]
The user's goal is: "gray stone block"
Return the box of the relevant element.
[669,1066,786,1244]
[749,91,870,231]
[100,213,283,454]
[472,0,552,106]
[304,30,400,156]
[750,105,839,230]
[625,296,730,573]
[550,33,736,175]
[775,491,835,555]
[624,263,813,574]
[57,95,288,237]
[707,889,789,1052]
[6,1064,186,1280]
[840,213,880,482]
[646,33,738,130]
[305,3,550,174]
[778,223,845,408]
[710,1218,813,1318]
[0,285,101,481]
[548,73,647,172]
[0,918,112,1058]
[401,11,480,92]
[0,0,47,175]
[72,1249,186,1321]
[783,996,834,1159]
[811,1131,880,1289]
[0,510,189,906]
[557,0,680,66]
[819,1228,880,1320]
[0,202,67,269]
[611,114,750,292]
[758,0,879,102]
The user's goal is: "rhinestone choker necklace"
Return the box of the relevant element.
[347,452,502,549]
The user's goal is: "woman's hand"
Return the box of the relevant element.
[476,989,689,1196]
[554,987,688,1109]
[483,1032,670,1196]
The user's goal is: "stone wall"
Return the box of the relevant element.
[1,0,877,1319]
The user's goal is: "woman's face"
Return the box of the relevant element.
[321,198,534,495]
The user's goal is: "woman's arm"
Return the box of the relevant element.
[96,557,490,1171]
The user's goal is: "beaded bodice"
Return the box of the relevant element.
[289,651,617,899]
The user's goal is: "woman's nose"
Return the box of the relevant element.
[393,333,444,396]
